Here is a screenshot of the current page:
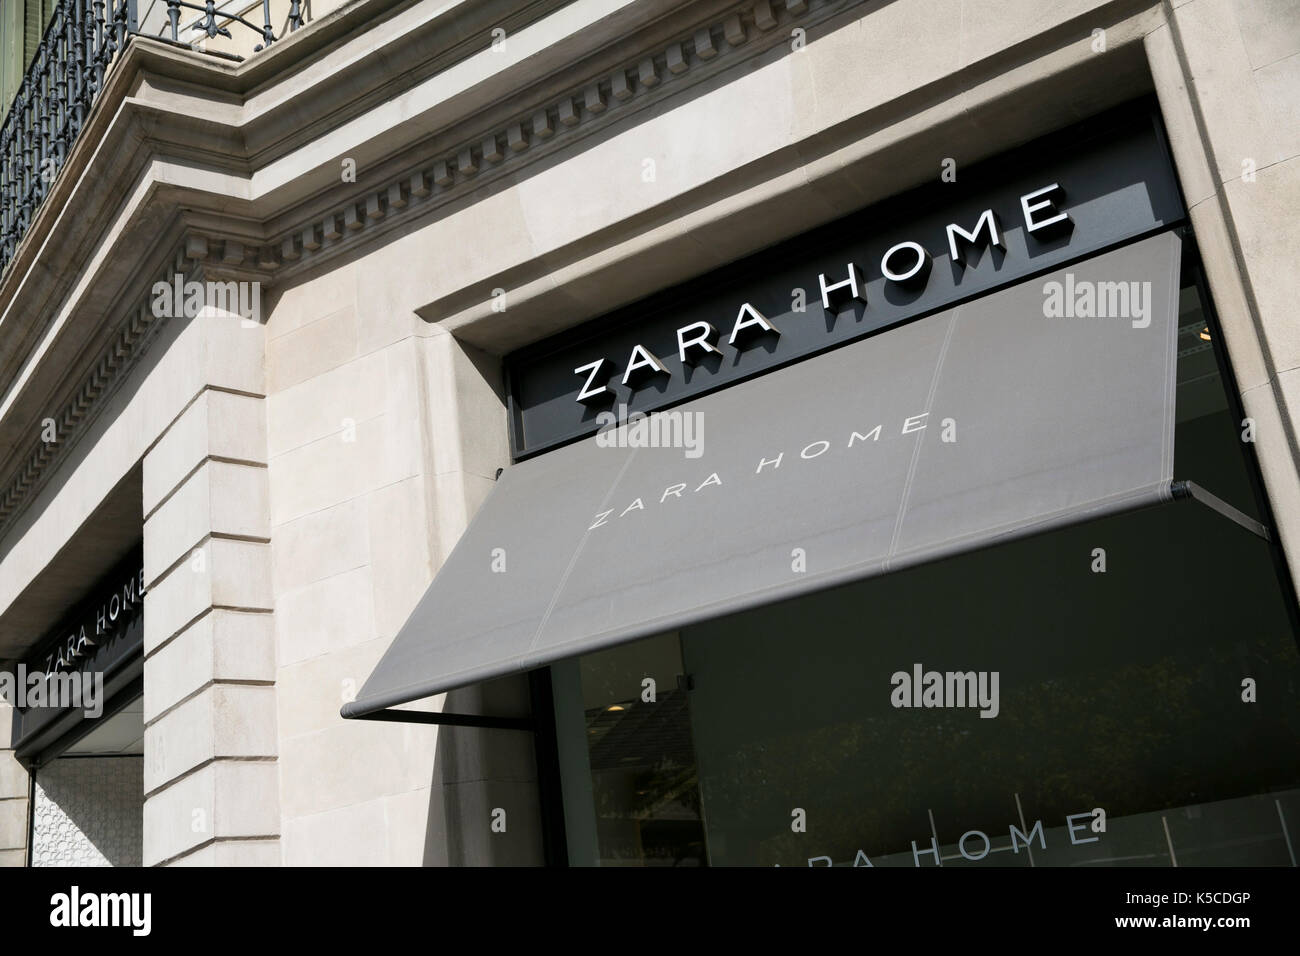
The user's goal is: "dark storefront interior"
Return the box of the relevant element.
[342,102,1300,868]
[2,469,147,866]
[550,265,1300,866]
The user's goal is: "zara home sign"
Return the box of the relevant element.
[33,565,145,679]
[507,110,1185,458]
[10,551,146,753]
[573,186,1069,405]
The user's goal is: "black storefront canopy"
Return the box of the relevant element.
[342,232,1264,724]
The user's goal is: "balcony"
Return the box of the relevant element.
[0,0,304,277]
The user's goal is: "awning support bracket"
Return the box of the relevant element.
[351,709,535,731]
[1171,480,1270,541]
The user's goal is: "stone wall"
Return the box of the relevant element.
[0,0,1296,867]
[0,702,28,866]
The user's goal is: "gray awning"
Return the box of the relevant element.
[344,231,1229,720]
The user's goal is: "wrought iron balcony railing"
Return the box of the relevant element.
[1,0,304,278]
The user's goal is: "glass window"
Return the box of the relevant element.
[551,250,1300,867]
[551,633,707,866]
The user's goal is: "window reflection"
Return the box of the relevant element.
[573,634,707,866]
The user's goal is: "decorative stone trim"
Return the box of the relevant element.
[0,237,270,537]
[266,0,851,280]
[0,0,857,536]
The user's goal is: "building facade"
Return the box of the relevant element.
[0,0,1298,866]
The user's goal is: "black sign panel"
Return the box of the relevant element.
[8,547,145,758]
[506,103,1185,458]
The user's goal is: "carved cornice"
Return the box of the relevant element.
[266,0,847,279]
[0,235,260,536]
[0,0,587,416]
[0,0,859,541]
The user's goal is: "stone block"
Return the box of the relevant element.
[267,305,358,393]
[267,348,387,457]
[282,800,389,866]
[1222,157,1300,373]
[144,539,273,648]
[144,461,269,584]
[275,566,376,666]
[0,751,26,798]
[144,684,277,789]
[143,390,267,517]
[272,495,369,594]
[144,610,275,722]
[0,799,28,849]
